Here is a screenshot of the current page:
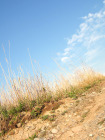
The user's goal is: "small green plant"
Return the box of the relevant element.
[0,132,2,137]
[54,97,59,101]
[49,117,55,121]
[49,115,56,121]
[50,110,55,113]
[66,87,78,99]
[1,107,9,118]
[0,130,6,136]
[31,110,38,118]
[31,105,43,118]
[16,101,26,112]
[41,115,49,120]
[8,107,17,116]
[43,95,52,103]
[61,110,68,115]
[98,118,105,125]
[29,100,36,109]
[9,116,17,125]
[26,133,37,140]
[68,92,78,99]
[75,100,80,106]
[82,110,89,119]
[84,85,92,90]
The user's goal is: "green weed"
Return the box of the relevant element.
[16,101,26,112]
[41,115,49,120]
[26,133,37,140]
[29,100,36,109]
[98,118,105,125]
[1,107,9,119]
[8,107,17,116]
[61,110,68,115]
[49,115,56,121]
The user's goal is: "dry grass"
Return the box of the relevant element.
[0,65,104,117]
[0,64,104,109]
[54,66,104,97]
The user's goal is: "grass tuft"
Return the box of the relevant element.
[41,115,49,121]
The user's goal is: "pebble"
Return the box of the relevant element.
[89,134,93,137]
[69,115,72,118]
[25,120,28,124]
[51,129,58,134]
[46,123,49,127]
[17,123,22,128]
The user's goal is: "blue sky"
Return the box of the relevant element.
[0,0,105,83]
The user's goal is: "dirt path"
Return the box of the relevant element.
[57,88,105,140]
[1,84,105,140]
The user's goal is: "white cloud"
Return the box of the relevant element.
[63,47,73,56]
[61,57,69,63]
[103,0,105,4]
[58,2,105,65]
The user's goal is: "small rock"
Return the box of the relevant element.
[74,113,77,116]
[17,123,21,128]
[101,134,104,137]
[25,120,28,124]
[89,134,93,137]
[48,134,54,139]
[46,123,49,127]
[69,115,72,118]
[51,128,58,134]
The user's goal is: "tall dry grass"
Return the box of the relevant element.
[0,48,104,110]
[0,64,104,109]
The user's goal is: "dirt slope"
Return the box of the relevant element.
[1,82,105,140]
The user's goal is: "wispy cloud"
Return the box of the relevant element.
[57,1,105,69]
[61,57,69,62]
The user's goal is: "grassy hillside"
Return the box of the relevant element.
[0,64,104,138]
